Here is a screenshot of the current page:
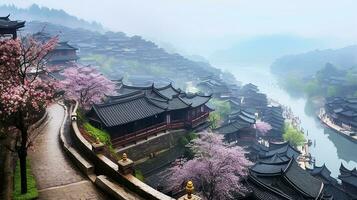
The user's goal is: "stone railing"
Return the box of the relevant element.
[69,101,175,200]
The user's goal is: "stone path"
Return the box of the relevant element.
[28,104,109,200]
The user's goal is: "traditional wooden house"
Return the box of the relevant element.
[240,83,268,114]
[33,32,79,65]
[249,141,301,162]
[214,109,256,144]
[196,76,231,97]
[325,97,357,132]
[339,163,357,196]
[0,14,25,39]
[246,158,332,200]
[262,106,285,139]
[307,164,355,200]
[87,83,212,148]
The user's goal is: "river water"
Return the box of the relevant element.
[217,64,357,178]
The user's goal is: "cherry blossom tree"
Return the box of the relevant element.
[0,37,58,194]
[162,132,252,200]
[56,66,115,109]
[255,120,272,136]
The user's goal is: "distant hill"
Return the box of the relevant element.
[210,34,323,66]
[0,4,104,32]
[271,45,357,77]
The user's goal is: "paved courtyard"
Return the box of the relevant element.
[28,104,109,200]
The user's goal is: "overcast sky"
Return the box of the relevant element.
[1,0,357,55]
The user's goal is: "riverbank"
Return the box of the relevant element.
[318,108,357,144]
[220,65,357,178]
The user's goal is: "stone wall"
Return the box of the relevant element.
[117,130,187,162]
[69,101,175,200]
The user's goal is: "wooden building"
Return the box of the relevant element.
[245,158,333,200]
[87,83,212,148]
[249,141,301,162]
[307,164,355,200]
[0,14,25,39]
[339,163,357,197]
[215,109,256,144]
[325,97,357,132]
[262,106,285,139]
[33,32,79,65]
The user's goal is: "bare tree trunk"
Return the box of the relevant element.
[17,126,28,194]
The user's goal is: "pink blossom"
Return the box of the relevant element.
[55,65,115,109]
[255,120,272,136]
[0,37,57,126]
[162,132,252,200]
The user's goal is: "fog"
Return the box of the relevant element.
[2,0,357,63]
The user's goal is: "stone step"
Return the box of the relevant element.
[95,175,144,200]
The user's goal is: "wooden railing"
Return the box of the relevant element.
[112,122,167,147]
[112,113,210,148]
[189,112,209,128]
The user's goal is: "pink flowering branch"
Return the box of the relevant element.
[55,65,115,109]
[162,132,252,200]
[255,120,272,136]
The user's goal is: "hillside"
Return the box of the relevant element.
[0,4,104,32]
[210,34,323,66]
[271,45,357,77]
[24,21,222,88]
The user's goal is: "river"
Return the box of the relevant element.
[217,64,357,178]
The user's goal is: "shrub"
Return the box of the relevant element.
[83,122,111,146]
[134,169,145,181]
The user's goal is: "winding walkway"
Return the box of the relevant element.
[28,104,108,199]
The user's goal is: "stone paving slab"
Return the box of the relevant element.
[28,104,109,199]
[38,180,108,200]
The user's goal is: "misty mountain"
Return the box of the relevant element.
[271,45,357,77]
[209,34,323,66]
[0,4,104,32]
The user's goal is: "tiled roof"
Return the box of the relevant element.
[0,15,25,29]
[249,159,325,199]
[92,94,165,127]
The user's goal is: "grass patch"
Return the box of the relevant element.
[83,122,112,146]
[14,159,38,200]
[134,169,145,182]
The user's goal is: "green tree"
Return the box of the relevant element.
[327,85,338,97]
[304,80,320,97]
[283,123,306,147]
[209,99,231,119]
[208,112,221,129]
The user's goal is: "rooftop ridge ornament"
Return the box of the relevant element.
[186,180,194,199]
[122,153,128,162]
[178,180,201,200]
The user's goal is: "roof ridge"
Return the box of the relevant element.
[94,92,146,107]
[151,87,170,100]
[122,83,152,90]
[145,96,168,110]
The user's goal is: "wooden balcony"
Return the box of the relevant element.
[112,122,167,147]
[187,112,209,128]
[112,112,210,148]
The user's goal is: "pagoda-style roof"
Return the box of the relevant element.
[214,120,252,135]
[55,41,78,51]
[92,93,166,127]
[251,141,301,161]
[338,163,357,188]
[228,109,256,124]
[179,93,211,108]
[92,83,211,128]
[307,164,337,185]
[249,159,325,199]
[0,14,25,30]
